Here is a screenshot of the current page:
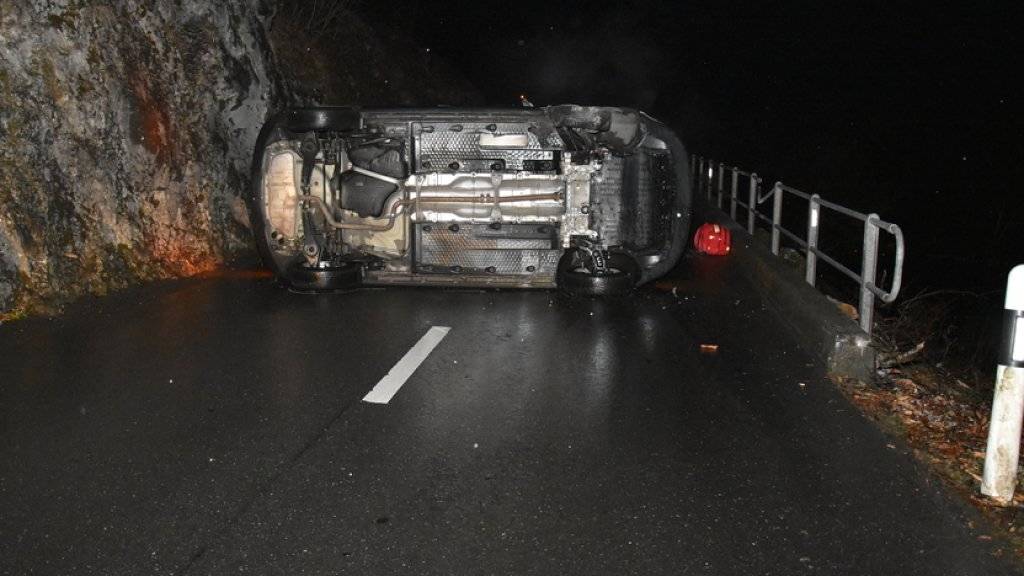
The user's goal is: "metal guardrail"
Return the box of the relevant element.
[692,155,905,335]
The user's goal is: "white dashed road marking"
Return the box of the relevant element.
[362,326,451,404]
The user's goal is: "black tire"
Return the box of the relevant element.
[556,250,639,297]
[286,261,362,292]
[249,113,302,280]
[248,107,362,285]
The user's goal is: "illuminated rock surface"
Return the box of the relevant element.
[0,1,477,317]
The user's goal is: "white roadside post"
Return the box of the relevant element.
[981,265,1024,504]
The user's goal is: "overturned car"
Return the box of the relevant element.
[249,106,691,295]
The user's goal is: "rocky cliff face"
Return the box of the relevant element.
[0,1,479,320]
[0,0,279,318]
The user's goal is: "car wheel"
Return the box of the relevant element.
[556,249,638,297]
[286,261,362,292]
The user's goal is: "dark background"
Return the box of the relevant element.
[363,1,1022,294]
[359,0,1022,375]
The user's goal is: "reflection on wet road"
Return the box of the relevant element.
[0,260,1018,575]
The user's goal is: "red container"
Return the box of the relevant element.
[693,223,731,256]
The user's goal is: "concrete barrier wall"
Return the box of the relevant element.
[702,208,876,381]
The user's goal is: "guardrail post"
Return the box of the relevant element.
[729,170,739,221]
[771,182,783,255]
[859,214,881,334]
[747,174,757,234]
[981,265,1024,504]
[717,163,725,209]
[705,159,712,202]
[806,194,821,286]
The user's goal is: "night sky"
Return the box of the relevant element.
[364,1,1022,291]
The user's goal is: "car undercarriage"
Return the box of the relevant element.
[249,105,692,295]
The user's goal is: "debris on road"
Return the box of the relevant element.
[827,296,859,321]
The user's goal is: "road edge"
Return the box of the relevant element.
[702,208,876,381]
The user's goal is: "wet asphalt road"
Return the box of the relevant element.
[1,256,1020,575]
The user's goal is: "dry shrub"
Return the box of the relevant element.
[875,289,1004,392]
